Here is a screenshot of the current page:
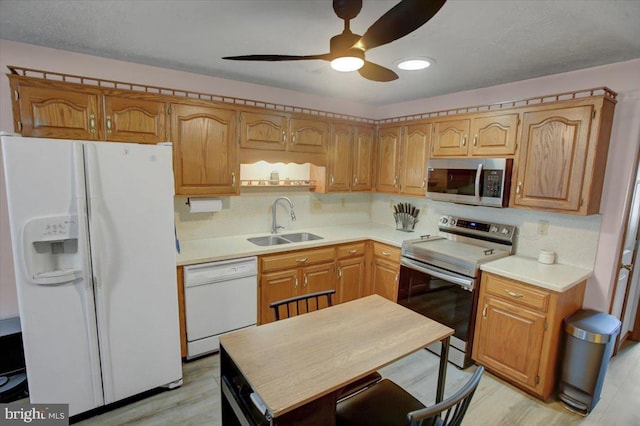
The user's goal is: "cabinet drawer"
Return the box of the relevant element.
[336,242,366,259]
[372,242,401,263]
[261,247,335,272]
[484,274,550,312]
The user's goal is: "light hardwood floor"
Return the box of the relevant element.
[75,341,640,425]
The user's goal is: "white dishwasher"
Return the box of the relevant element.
[184,256,258,359]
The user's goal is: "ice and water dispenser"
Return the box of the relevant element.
[22,215,82,285]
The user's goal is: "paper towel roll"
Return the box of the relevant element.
[188,198,222,213]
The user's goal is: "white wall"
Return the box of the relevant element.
[1,38,639,317]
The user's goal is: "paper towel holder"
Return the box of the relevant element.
[186,197,223,213]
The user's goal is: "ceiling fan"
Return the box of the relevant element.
[222,0,447,82]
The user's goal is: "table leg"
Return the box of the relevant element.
[436,336,450,403]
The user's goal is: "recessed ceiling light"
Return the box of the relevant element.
[396,57,433,71]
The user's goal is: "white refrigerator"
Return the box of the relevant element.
[1,135,182,416]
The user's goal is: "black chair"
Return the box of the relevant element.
[336,366,484,426]
[269,290,382,400]
[269,290,336,321]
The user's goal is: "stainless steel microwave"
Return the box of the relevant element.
[426,158,513,207]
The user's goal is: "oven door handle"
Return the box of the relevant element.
[474,163,483,202]
[400,257,474,291]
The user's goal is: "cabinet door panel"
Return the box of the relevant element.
[18,84,100,140]
[337,257,365,304]
[289,118,328,153]
[104,96,167,143]
[513,106,592,211]
[260,269,299,324]
[172,104,238,196]
[327,124,352,191]
[239,111,287,150]
[401,123,431,195]
[372,258,399,302]
[352,126,375,191]
[432,119,470,157]
[376,127,401,193]
[470,113,518,156]
[475,295,545,388]
[302,262,336,311]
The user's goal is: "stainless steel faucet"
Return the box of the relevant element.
[271,196,296,234]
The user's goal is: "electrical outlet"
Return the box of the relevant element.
[538,220,549,236]
[312,198,322,210]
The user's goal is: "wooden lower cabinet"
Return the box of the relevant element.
[336,242,367,304]
[369,242,401,302]
[472,272,585,400]
[259,247,336,324]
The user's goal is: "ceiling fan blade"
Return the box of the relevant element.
[358,61,398,82]
[223,54,330,62]
[356,0,447,51]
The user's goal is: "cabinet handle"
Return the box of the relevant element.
[482,304,488,319]
[303,274,308,287]
[473,135,478,146]
[393,176,398,187]
[395,273,399,283]
[294,276,299,288]
[422,178,427,189]
[381,251,390,257]
[330,175,335,185]
[89,113,96,134]
[516,182,522,196]
[338,268,342,278]
[622,264,633,271]
[282,130,287,143]
[461,136,467,147]
[232,171,236,186]
[348,249,357,254]
[291,134,296,144]
[505,289,524,299]
[296,257,308,263]
[106,115,112,134]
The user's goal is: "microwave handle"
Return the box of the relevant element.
[400,257,474,291]
[474,163,483,202]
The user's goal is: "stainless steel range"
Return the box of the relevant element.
[399,215,516,368]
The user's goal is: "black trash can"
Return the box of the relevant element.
[558,309,621,415]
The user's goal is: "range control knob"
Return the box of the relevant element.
[449,219,457,226]
[500,228,510,235]
[439,217,449,225]
[490,225,499,233]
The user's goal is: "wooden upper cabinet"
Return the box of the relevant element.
[13,82,101,140]
[289,118,329,154]
[469,113,519,156]
[352,125,375,191]
[431,118,470,157]
[103,95,167,144]
[512,105,593,213]
[239,111,287,151]
[376,126,402,193]
[400,123,432,196]
[171,103,238,197]
[327,124,353,192]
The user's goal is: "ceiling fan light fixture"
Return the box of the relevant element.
[396,57,433,71]
[331,56,365,72]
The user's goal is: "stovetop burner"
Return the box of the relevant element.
[401,216,516,278]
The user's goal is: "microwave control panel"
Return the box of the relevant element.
[482,170,503,197]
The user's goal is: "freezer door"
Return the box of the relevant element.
[1,136,104,416]
[84,142,182,404]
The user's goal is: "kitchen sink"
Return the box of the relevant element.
[247,232,324,246]
[247,235,291,246]
[279,232,324,243]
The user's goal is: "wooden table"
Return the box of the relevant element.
[220,294,454,425]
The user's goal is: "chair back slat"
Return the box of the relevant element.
[269,290,336,321]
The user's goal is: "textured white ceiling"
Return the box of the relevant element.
[1,0,639,105]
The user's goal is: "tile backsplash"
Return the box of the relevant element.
[175,191,602,270]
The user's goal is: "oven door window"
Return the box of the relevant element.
[428,168,476,196]
[398,266,474,343]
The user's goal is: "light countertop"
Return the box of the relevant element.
[480,255,592,293]
[176,223,419,266]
